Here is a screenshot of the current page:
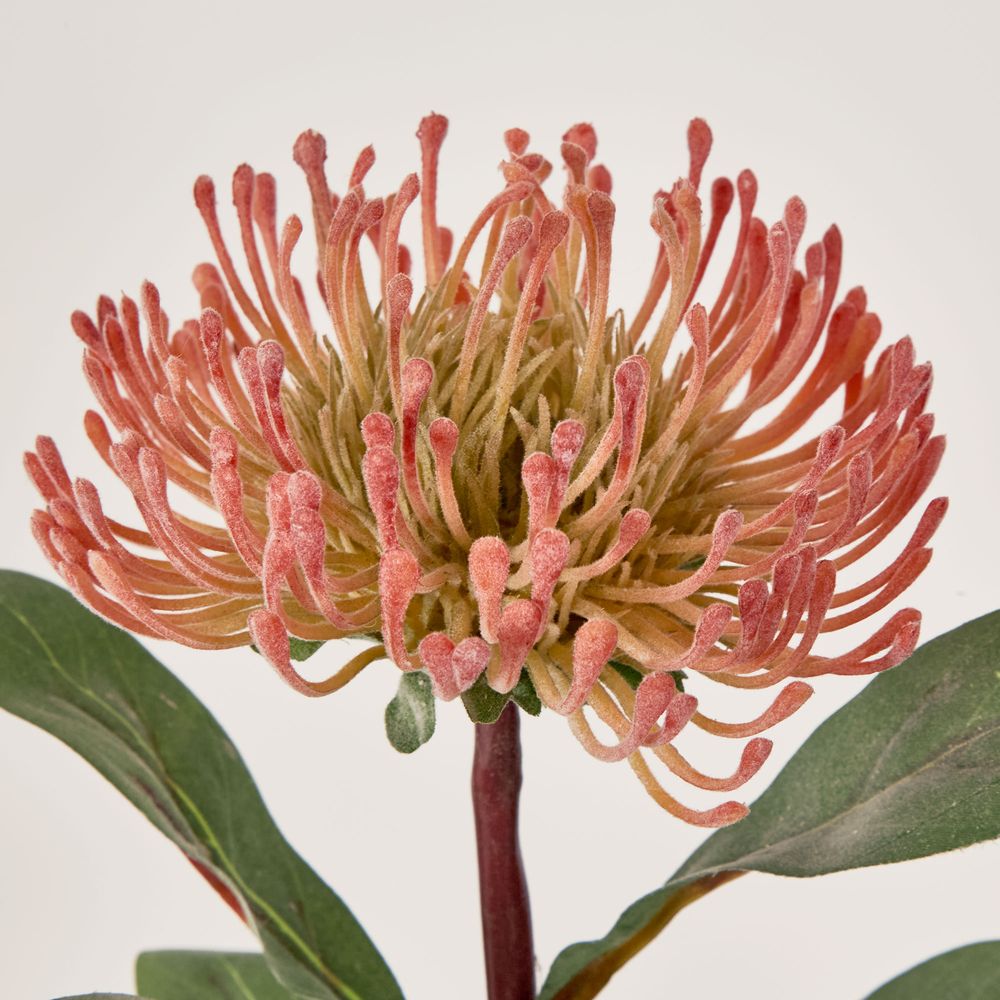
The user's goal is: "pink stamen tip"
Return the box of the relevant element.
[429,417,459,459]
[402,356,434,403]
[193,175,216,216]
[562,122,597,162]
[418,631,458,699]
[640,681,697,749]
[558,619,619,715]
[587,164,613,194]
[497,215,534,257]
[539,210,571,251]
[417,113,449,149]
[495,599,542,693]
[453,636,491,692]
[293,129,327,171]
[388,272,414,312]
[379,546,421,670]
[349,145,376,188]
[468,536,511,644]
[614,354,649,402]
[737,169,758,210]
[522,451,558,539]
[504,128,530,156]
[71,310,101,352]
[361,412,395,450]
[784,196,807,250]
[529,527,570,608]
[560,142,587,183]
[582,674,692,763]
[232,162,255,209]
[551,419,586,472]
[356,197,385,233]
[199,306,224,355]
[686,117,713,189]
[398,172,420,202]
[619,508,652,548]
[418,633,490,700]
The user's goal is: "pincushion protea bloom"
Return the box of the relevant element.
[26,114,944,828]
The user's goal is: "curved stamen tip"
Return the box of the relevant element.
[562,122,597,161]
[387,271,413,310]
[402,357,434,399]
[499,215,534,254]
[620,508,652,546]
[361,412,395,450]
[198,307,225,352]
[232,163,255,207]
[614,355,650,398]
[495,599,542,693]
[692,801,750,829]
[687,117,713,188]
[419,632,491,700]
[429,417,459,457]
[293,129,327,170]
[417,113,449,146]
[193,175,216,214]
[504,127,530,156]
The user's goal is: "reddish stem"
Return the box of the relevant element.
[472,702,536,1000]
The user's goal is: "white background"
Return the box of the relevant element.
[1,2,999,998]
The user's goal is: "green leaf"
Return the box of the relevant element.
[865,941,1000,998]
[608,660,685,692]
[136,951,293,999]
[288,637,325,662]
[460,669,541,723]
[0,571,402,1000]
[540,611,1000,999]
[461,673,509,724]
[385,670,436,752]
[511,669,542,716]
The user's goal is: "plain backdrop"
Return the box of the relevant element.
[1,2,998,998]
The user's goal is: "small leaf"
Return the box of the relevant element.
[864,941,1000,999]
[385,671,436,753]
[288,637,325,662]
[609,659,685,692]
[511,669,542,716]
[0,571,402,1000]
[540,611,1000,999]
[136,950,293,999]
[608,659,642,690]
[461,673,510,724]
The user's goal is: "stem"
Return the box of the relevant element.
[472,702,536,1000]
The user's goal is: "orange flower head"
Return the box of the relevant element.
[26,115,945,826]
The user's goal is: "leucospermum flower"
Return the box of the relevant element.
[26,114,945,827]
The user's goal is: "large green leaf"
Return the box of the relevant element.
[0,571,402,1000]
[865,941,1000,998]
[136,951,292,999]
[540,610,1000,998]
